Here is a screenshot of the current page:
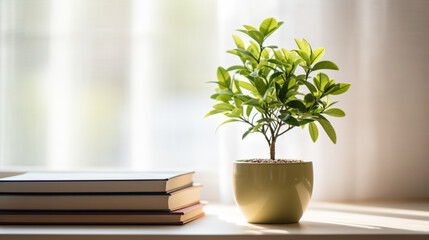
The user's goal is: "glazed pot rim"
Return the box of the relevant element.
[234,160,312,165]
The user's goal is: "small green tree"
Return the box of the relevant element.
[206,18,351,160]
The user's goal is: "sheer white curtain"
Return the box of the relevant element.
[1,0,428,202]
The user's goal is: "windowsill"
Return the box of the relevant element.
[0,201,428,240]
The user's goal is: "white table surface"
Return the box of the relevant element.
[0,201,428,240]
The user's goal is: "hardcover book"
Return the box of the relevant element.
[0,184,201,211]
[0,171,194,193]
[0,202,206,225]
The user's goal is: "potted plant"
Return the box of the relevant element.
[205,17,351,224]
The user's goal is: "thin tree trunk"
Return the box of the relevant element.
[270,137,277,160]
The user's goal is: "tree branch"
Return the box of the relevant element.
[278,125,295,137]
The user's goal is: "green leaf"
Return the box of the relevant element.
[301,65,311,70]
[213,103,234,111]
[327,101,339,108]
[267,58,284,65]
[265,45,278,49]
[286,90,302,98]
[287,100,307,112]
[294,39,306,52]
[295,74,306,81]
[264,22,284,39]
[269,71,284,82]
[237,69,251,76]
[253,77,267,96]
[226,108,243,118]
[261,48,270,59]
[279,109,290,116]
[313,72,329,92]
[287,51,297,63]
[302,80,317,93]
[323,86,335,96]
[317,117,337,143]
[267,59,285,69]
[274,50,286,61]
[312,61,339,71]
[242,127,253,139]
[304,93,315,103]
[204,109,225,118]
[210,93,219,100]
[302,39,312,54]
[227,65,246,71]
[331,83,351,95]
[246,105,253,116]
[235,94,251,102]
[261,64,272,78]
[249,41,260,55]
[313,76,320,91]
[255,106,266,114]
[253,123,262,132]
[324,108,346,117]
[216,119,239,131]
[299,118,315,125]
[243,25,257,31]
[279,114,291,123]
[259,17,278,36]
[234,48,258,62]
[261,64,277,72]
[236,29,249,35]
[217,67,231,88]
[278,81,289,103]
[233,83,242,95]
[308,122,319,142]
[288,78,296,89]
[244,98,263,108]
[226,49,247,63]
[232,35,245,49]
[248,30,265,45]
[284,116,300,126]
[206,81,228,88]
[313,92,322,98]
[216,94,232,102]
[250,70,259,77]
[311,47,325,64]
[216,90,233,96]
[292,49,311,65]
[281,48,289,58]
[233,97,242,108]
[238,81,257,92]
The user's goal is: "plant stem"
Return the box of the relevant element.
[278,125,294,137]
[258,45,264,63]
[240,116,271,147]
[261,125,271,147]
[305,69,311,81]
[270,136,277,160]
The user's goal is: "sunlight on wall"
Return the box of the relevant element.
[129,0,155,170]
[46,0,74,169]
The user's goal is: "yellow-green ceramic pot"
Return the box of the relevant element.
[233,160,313,224]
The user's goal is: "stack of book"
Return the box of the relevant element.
[0,171,204,225]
